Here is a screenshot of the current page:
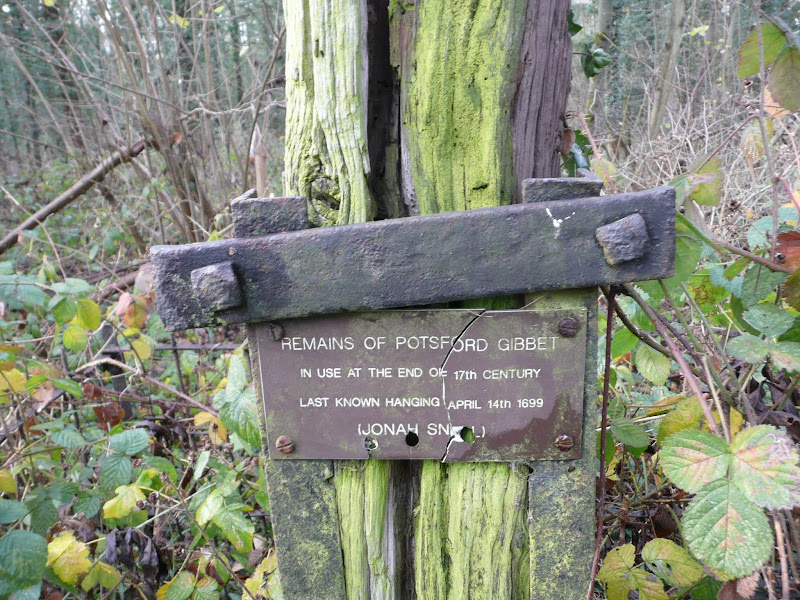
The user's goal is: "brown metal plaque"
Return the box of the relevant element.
[255,309,587,462]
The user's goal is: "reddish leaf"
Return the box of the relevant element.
[777,231,800,270]
[116,292,135,317]
[93,403,124,431]
[83,383,103,402]
[123,302,148,329]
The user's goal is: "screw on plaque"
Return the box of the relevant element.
[275,435,295,454]
[269,322,285,341]
[557,317,580,337]
[554,434,575,452]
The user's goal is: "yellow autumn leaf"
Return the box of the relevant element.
[103,484,145,520]
[245,552,279,599]
[131,337,152,361]
[194,411,228,444]
[0,368,27,403]
[590,156,616,189]
[0,470,17,494]
[47,531,92,586]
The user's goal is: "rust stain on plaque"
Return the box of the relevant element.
[255,309,587,462]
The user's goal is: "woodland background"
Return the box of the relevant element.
[1,0,800,599]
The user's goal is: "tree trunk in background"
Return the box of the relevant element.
[648,0,685,138]
[281,1,572,597]
[588,0,614,134]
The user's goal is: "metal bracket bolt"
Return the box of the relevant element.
[190,261,243,312]
[595,213,650,266]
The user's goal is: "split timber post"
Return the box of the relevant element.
[150,2,677,599]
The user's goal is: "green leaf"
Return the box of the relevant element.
[81,561,122,591]
[191,577,219,600]
[0,499,29,524]
[196,490,254,552]
[98,453,132,491]
[76,299,102,331]
[640,216,703,299]
[690,578,723,600]
[24,493,59,536]
[50,296,76,325]
[768,46,800,112]
[690,158,723,207]
[567,9,582,36]
[739,266,787,308]
[610,418,651,450]
[742,304,795,338]
[769,340,800,373]
[51,278,93,296]
[62,325,88,352]
[51,426,86,449]
[661,430,730,493]
[641,539,704,588]
[51,378,83,398]
[109,428,150,455]
[597,544,668,600]
[737,23,787,78]
[597,544,636,600]
[225,355,248,395]
[73,495,101,519]
[728,424,800,509]
[783,267,800,311]
[727,333,770,363]
[0,531,48,598]
[611,328,638,358]
[682,479,772,580]
[634,344,671,386]
[164,571,195,600]
[217,388,261,448]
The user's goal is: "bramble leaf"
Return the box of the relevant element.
[103,484,145,520]
[99,453,132,491]
[768,46,800,112]
[728,424,800,509]
[0,530,48,598]
[76,298,102,331]
[610,418,651,451]
[641,539,704,588]
[737,23,786,78]
[742,304,794,338]
[661,431,730,493]
[682,479,772,580]
[634,344,671,386]
[81,561,122,591]
[47,531,92,586]
[690,157,723,207]
[62,325,88,351]
[0,469,17,493]
[109,428,150,455]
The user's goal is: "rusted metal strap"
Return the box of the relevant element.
[152,187,675,330]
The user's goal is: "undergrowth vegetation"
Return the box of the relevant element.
[0,1,800,599]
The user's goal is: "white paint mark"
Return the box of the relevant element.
[546,209,576,239]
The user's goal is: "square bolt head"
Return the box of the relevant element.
[595,213,650,266]
[190,262,243,312]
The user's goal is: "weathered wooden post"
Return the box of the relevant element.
[151,2,677,599]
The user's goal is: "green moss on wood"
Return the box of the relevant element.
[405,0,528,214]
[283,0,375,225]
